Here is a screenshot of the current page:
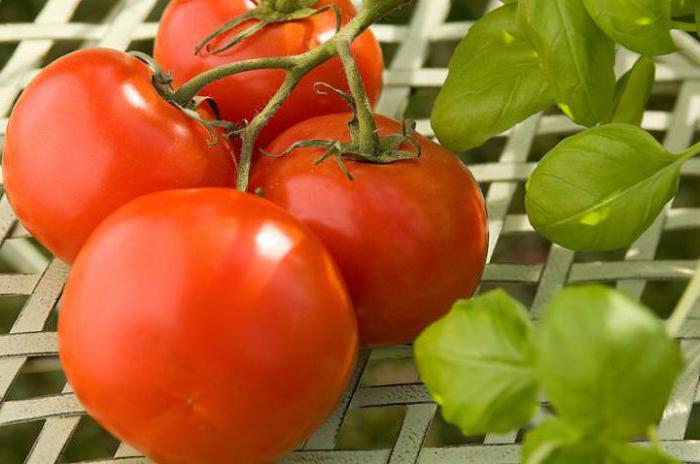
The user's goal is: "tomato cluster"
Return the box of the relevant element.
[3,1,487,462]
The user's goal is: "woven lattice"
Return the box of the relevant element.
[1,0,700,462]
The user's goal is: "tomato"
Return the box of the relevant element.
[3,48,236,264]
[154,0,384,146]
[59,188,358,464]
[252,114,489,346]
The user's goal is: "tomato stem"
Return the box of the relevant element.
[173,0,412,192]
[337,38,380,155]
[272,0,312,13]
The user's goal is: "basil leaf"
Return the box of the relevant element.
[431,5,552,152]
[608,443,679,464]
[525,124,681,252]
[583,0,675,56]
[524,419,679,464]
[537,286,683,441]
[607,56,656,126]
[414,290,538,435]
[518,0,616,127]
[523,418,606,464]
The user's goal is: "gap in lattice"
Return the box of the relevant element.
[460,137,507,166]
[656,228,700,260]
[427,40,460,68]
[0,0,47,23]
[446,0,488,21]
[145,0,169,23]
[674,177,700,208]
[424,408,485,447]
[527,133,570,163]
[5,356,65,401]
[0,420,43,464]
[574,248,629,263]
[59,415,120,463]
[70,0,118,24]
[335,406,405,450]
[642,281,690,319]
[491,232,551,265]
[405,87,439,120]
[127,39,154,56]
[0,295,28,334]
[360,356,418,387]
[39,41,85,68]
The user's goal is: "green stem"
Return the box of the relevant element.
[237,72,300,191]
[672,20,697,32]
[173,56,297,106]
[273,0,304,13]
[608,56,655,127]
[681,140,700,161]
[173,0,412,192]
[337,38,380,155]
[667,260,700,337]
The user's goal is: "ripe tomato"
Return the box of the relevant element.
[59,188,358,464]
[3,48,236,264]
[252,114,489,346]
[154,0,384,146]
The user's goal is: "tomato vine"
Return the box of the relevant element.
[171,0,412,191]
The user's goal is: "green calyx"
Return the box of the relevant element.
[261,83,421,181]
[130,52,237,146]
[195,0,338,56]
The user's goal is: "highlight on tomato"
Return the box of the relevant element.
[154,0,384,146]
[3,48,236,263]
[252,113,489,346]
[59,188,358,464]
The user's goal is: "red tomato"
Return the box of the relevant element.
[59,188,358,464]
[3,48,236,264]
[154,0,384,146]
[252,114,489,346]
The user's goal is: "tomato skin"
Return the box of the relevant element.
[59,188,358,464]
[3,48,236,263]
[252,114,489,346]
[154,0,384,146]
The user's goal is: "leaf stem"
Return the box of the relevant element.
[671,20,697,32]
[667,260,700,337]
[681,140,700,161]
[172,0,411,192]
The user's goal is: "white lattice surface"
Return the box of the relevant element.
[1,0,700,462]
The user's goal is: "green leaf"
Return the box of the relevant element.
[583,0,675,56]
[414,290,538,435]
[431,5,552,152]
[537,285,683,441]
[523,419,680,464]
[525,124,681,251]
[608,443,679,464]
[607,56,656,126]
[518,0,616,127]
[523,418,606,464]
